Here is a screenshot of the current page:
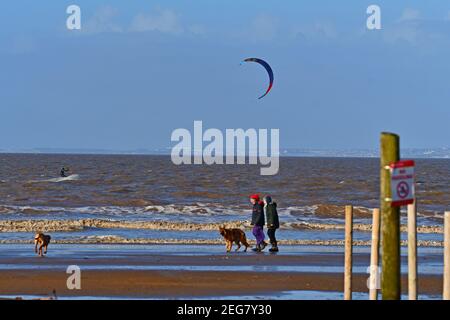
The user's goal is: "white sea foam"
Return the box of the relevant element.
[0,202,443,231]
[27,174,80,183]
[0,218,444,234]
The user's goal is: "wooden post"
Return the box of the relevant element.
[407,202,418,300]
[380,132,401,300]
[444,211,450,300]
[369,208,381,300]
[344,205,353,300]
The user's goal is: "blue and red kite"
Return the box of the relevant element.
[243,58,274,99]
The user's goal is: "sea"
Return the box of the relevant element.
[0,154,448,245]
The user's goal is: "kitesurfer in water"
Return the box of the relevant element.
[60,167,70,178]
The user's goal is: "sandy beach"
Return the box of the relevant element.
[0,244,444,299]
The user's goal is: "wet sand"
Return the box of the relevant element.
[0,269,443,298]
[0,244,444,299]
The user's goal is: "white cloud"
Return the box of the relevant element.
[233,14,279,43]
[293,22,337,41]
[129,9,183,34]
[82,6,123,34]
[71,7,205,37]
[399,8,420,22]
[384,25,419,44]
[382,8,421,44]
[384,8,427,44]
[250,14,278,41]
[383,8,450,46]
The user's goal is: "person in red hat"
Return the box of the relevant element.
[249,194,267,252]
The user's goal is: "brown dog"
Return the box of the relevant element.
[219,226,249,252]
[34,233,51,256]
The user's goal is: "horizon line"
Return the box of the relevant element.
[0,147,449,159]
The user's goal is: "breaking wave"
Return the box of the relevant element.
[27,174,80,183]
[0,202,443,224]
[0,218,443,234]
[0,219,248,233]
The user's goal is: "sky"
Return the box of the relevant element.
[0,0,449,151]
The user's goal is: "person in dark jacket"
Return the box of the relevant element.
[60,167,70,177]
[250,194,267,252]
[263,195,280,252]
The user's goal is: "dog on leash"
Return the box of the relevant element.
[34,233,51,257]
[219,226,249,252]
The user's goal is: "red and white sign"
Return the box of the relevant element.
[390,160,415,207]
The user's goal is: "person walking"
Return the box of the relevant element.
[264,195,280,252]
[249,194,267,252]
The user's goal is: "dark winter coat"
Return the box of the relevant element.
[265,202,279,229]
[251,201,265,226]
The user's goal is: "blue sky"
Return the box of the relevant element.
[0,0,449,150]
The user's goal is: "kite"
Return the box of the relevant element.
[242,58,274,99]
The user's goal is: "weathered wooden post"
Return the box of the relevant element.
[369,208,381,300]
[344,205,353,300]
[444,211,450,300]
[407,202,418,300]
[380,132,401,300]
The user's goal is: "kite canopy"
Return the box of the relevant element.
[243,58,274,99]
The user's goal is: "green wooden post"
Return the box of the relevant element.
[380,132,401,300]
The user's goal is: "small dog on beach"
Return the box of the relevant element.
[219,226,249,252]
[34,233,51,257]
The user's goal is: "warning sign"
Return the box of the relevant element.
[390,160,415,207]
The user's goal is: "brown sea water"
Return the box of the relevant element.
[0,154,448,243]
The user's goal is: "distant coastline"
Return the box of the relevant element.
[0,147,449,158]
